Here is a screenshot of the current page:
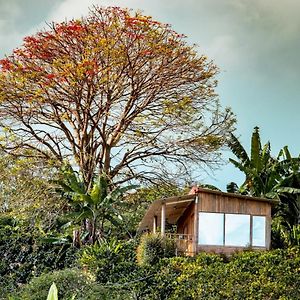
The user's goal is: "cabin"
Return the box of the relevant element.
[138,188,276,255]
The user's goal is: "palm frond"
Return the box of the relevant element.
[251,126,262,171]
[228,133,250,165]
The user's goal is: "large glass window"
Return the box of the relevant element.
[225,214,250,247]
[198,212,224,245]
[252,216,266,247]
[198,213,266,247]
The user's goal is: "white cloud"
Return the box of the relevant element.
[46,0,144,23]
[47,0,98,22]
[0,1,23,56]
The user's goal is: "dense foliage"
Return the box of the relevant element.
[9,246,300,300]
[12,268,130,300]
[136,233,176,266]
[0,153,61,223]
[228,127,300,248]
[0,216,77,296]
[0,5,299,300]
[78,238,138,284]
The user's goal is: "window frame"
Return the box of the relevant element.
[198,211,267,248]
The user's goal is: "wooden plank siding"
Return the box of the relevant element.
[138,188,275,255]
[177,191,272,254]
[198,192,271,216]
[177,202,194,235]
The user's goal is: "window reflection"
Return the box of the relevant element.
[225,214,250,247]
[252,216,266,247]
[199,212,224,245]
[198,213,267,248]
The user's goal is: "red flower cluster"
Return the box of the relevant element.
[46,73,56,80]
[56,21,84,34]
[23,36,39,45]
[0,59,12,71]
[140,50,152,56]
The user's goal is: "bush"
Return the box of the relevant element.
[0,216,77,297]
[12,268,91,300]
[165,248,300,300]
[123,248,300,299]
[136,233,176,266]
[12,268,132,300]
[78,238,138,284]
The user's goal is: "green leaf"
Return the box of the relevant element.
[228,133,250,165]
[250,126,262,171]
[47,282,58,300]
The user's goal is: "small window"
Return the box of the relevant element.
[198,212,224,245]
[225,214,250,247]
[252,216,266,247]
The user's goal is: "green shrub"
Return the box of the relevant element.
[136,233,176,266]
[129,248,300,299]
[78,238,138,284]
[13,267,134,300]
[13,268,93,300]
[0,217,77,297]
[167,248,300,300]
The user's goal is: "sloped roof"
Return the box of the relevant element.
[138,194,195,232]
[138,188,277,232]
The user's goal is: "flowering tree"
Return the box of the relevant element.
[0,6,235,189]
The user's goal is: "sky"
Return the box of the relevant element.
[0,0,299,190]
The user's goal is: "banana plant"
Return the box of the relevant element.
[269,146,300,226]
[55,164,138,245]
[228,127,300,228]
[229,126,283,197]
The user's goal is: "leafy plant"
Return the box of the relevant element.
[14,268,92,300]
[228,127,300,245]
[55,165,138,245]
[78,238,137,284]
[47,283,58,300]
[0,216,77,297]
[272,217,300,248]
[136,233,176,266]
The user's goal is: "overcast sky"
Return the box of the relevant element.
[1,0,299,190]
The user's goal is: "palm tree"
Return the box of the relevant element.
[270,146,300,226]
[56,165,137,245]
[228,127,300,227]
[228,126,278,197]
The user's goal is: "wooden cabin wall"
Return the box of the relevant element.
[197,192,272,251]
[197,193,271,216]
[177,202,194,235]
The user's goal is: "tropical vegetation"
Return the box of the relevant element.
[0,6,299,300]
[228,126,300,247]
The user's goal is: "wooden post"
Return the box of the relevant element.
[193,194,199,255]
[266,216,271,250]
[161,201,166,237]
[153,215,157,234]
[250,215,253,247]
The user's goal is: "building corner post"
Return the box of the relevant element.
[193,194,199,255]
[161,201,166,237]
[153,215,157,234]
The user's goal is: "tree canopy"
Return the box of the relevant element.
[0,6,235,188]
